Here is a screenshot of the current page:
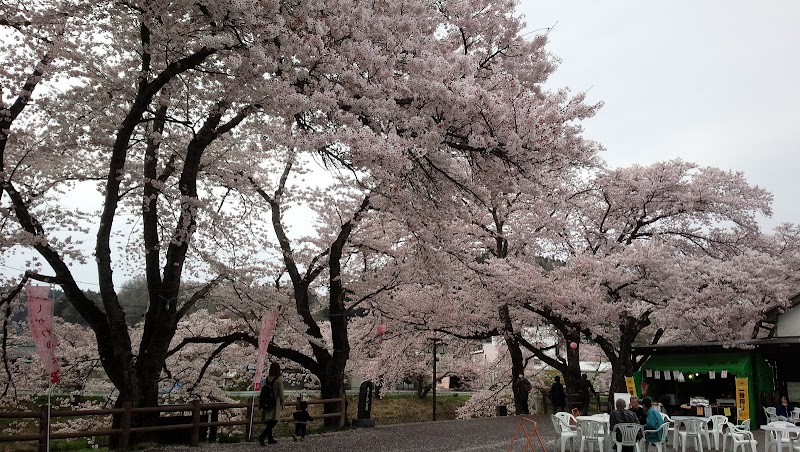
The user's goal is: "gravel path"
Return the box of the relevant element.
[138,415,772,452]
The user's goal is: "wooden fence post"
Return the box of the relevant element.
[339,394,347,427]
[209,408,219,443]
[245,397,253,440]
[118,402,132,450]
[38,404,48,452]
[190,399,201,446]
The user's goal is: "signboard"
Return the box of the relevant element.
[357,381,374,420]
[625,376,637,396]
[26,285,60,384]
[735,377,750,421]
[614,392,631,409]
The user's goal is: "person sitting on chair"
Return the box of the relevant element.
[611,398,641,452]
[776,395,794,419]
[629,396,646,425]
[642,397,666,443]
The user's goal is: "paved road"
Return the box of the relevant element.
[140,415,774,452]
[141,415,542,452]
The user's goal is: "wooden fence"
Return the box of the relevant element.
[0,396,347,451]
[538,391,611,414]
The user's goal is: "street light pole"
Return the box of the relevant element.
[430,338,444,421]
[432,339,437,421]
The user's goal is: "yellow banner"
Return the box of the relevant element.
[735,377,749,421]
[625,376,637,396]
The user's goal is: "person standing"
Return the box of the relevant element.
[292,400,314,441]
[258,362,285,445]
[578,373,595,415]
[550,376,567,413]
[515,374,532,415]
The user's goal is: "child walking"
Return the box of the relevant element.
[292,400,314,441]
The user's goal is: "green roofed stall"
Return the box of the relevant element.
[642,354,752,376]
[636,352,773,423]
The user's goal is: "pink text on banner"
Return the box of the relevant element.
[26,285,60,383]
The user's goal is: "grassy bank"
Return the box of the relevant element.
[269,391,470,439]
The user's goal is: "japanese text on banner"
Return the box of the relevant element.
[625,376,637,396]
[26,285,60,384]
[735,377,750,421]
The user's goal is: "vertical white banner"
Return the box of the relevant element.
[26,285,60,384]
[253,310,278,389]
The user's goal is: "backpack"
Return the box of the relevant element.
[259,377,276,410]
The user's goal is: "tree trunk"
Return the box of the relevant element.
[562,331,582,410]
[507,337,525,414]
[499,304,526,414]
[318,355,348,426]
[608,339,636,394]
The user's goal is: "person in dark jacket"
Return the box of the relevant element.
[629,396,646,424]
[550,376,567,412]
[515,374,532,415]
[292,400,314,441]
[610,398,641,452]
[776,395,794,419]
[578,373,595,415]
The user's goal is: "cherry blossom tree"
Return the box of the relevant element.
[514,160,795,395]
[362,168,601,412]
[3,2,606,434]
[1,1,281,423]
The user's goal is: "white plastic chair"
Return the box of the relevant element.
[708,415,729,450]
[765,407,780,423]
[557,411,579,429]
[613,423,644,452]
[700,418,712,449]
[676,418,706,452]
[723,422,748,452]
[643,422,670,452]
[790,433,800,452]
[731,429,758,452]
[792,408,800,424]
[552,414,579,452]
[737,419,751,431]
[577,419,608,452]
[722,422,736,452]
[659,413,676,446]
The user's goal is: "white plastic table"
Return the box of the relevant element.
[760,423,800,452]
[577,414,611,423]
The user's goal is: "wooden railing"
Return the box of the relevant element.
[539,391,611,414]
[0,396,347,451]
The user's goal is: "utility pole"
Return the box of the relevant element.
[431,338,444,421]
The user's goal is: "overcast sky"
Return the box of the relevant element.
[4,2,799,287]
[520,0,800,229]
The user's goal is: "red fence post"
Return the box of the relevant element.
[38,404,48,452]
[119,402,132,450]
